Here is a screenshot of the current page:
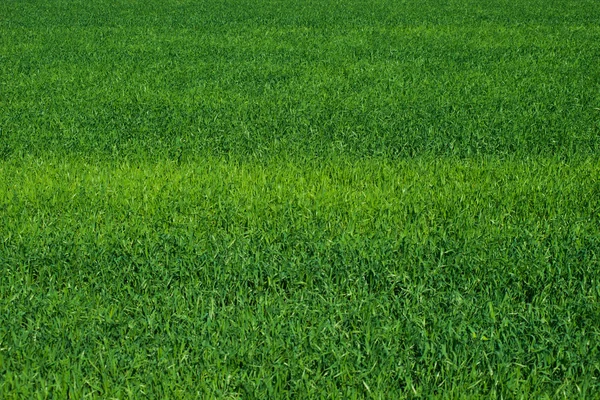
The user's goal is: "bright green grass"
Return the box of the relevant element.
[1,156,599,397]
[1,0,600,397]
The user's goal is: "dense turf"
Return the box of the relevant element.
[2,157,599,397]
[2,0,600,160]
[1,0,600,397]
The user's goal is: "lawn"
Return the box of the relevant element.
[1,0,599,397]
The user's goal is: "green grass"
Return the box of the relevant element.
[2,156,599,397]
[1,0,600,397]
[2,0,599,160]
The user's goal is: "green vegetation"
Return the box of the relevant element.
[2,0,599,160]
[1,0,599,397]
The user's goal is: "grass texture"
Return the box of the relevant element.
[1,157,599,398]
[1,0,600,397]
[1,0,599,160]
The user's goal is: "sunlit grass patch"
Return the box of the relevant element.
[1,156,599,397]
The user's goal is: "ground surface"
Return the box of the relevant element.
[1,0,600,397]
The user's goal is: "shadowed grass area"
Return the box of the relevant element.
[1,156,599,397]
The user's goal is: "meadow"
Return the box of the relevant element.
[1,0,600,397]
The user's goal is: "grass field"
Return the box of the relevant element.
[1,0,600,397]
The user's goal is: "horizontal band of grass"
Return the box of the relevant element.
[1,156,599,397]
[2,0,600,160]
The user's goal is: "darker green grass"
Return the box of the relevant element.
[1,0,599,160]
